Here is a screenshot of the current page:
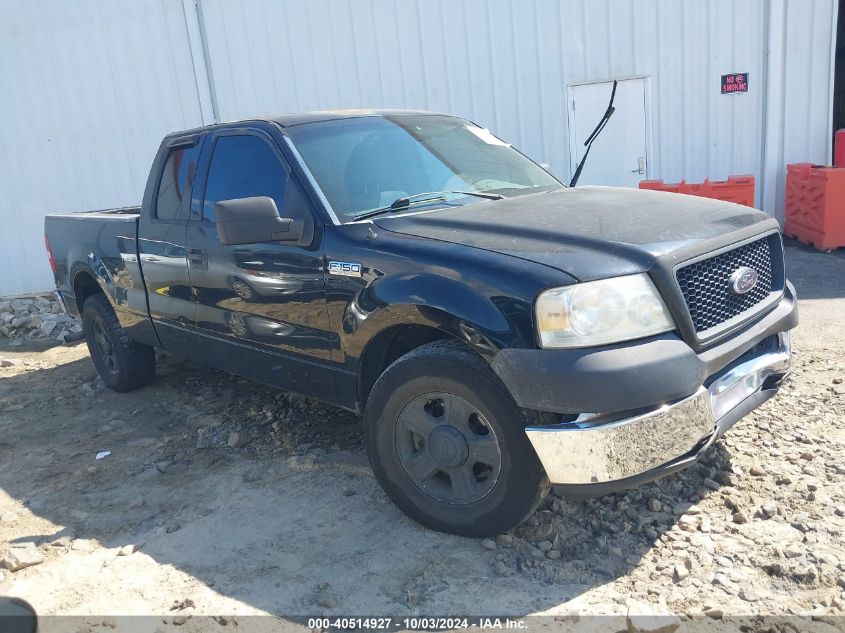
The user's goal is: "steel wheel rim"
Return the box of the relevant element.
[91,316,117,374]
[232,279,253,300]
[228,313,248,337]
[395,392,501,505]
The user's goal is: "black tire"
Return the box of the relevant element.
[364,340,549,537]
[82,294,155,392]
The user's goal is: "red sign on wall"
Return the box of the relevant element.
[721,73,748,94]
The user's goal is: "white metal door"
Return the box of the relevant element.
[568,78,650,188]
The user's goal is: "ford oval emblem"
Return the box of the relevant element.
[729,267,759,295]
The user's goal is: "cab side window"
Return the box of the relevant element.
[155,143,201,221]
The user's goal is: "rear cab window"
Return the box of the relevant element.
[155,140,203,222]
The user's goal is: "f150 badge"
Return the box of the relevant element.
[329,261,362,277]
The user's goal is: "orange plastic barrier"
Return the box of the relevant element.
[639,175,755,207]
[835,130,845,168]
[784,163,845,251]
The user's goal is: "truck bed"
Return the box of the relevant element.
[45,206,144,321]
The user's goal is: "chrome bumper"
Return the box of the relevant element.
[526,332,791,486]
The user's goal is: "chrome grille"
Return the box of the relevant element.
[676,236,777,333]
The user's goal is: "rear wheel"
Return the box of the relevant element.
[364,340,548,537]
[82,294,155,392]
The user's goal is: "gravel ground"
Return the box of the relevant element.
[0,241,844,630]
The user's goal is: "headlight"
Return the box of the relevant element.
[535,274,674,348]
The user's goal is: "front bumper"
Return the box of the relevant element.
[525,331,791,494]
[492,282,798,414]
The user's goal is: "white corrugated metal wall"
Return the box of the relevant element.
[0,0,205,296]
[0,0,837,296]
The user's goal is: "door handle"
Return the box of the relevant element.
[631,156,646,174]
[188,247,207,267]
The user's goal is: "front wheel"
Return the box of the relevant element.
[364,340,549,537]
[82,294,155,392]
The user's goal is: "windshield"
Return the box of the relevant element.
[284,114,562,223]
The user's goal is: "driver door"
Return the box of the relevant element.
[185,127,336,401]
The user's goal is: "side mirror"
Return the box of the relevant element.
[215,196,305,246]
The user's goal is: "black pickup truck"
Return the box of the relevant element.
[45,110,797,536]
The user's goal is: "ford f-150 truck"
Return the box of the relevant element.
[45,110,797,537]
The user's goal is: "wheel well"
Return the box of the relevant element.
[358,325,454,409]
[73,271,103,314]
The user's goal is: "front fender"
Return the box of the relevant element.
[341,272,529,363]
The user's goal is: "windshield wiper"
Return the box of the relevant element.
[569,79,618,187]
[351,190,504,221]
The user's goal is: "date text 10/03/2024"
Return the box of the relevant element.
[306,617,527,630]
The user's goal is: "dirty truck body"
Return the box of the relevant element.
[45,111,797,536]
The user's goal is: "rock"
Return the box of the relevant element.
[703,607,723,619]
[761,500,779,519]
[496,534,514,546]
[739,589,762,602]
[40,320,57,337]
[702,478,720,490]
[673,564,689,582]
[2,543,45,571]
[11,299,32,314]
[626,600,681,633]
[492,561,509,576]
[481,539,497,550]
[117,542,143,556]
[0,359,14,367]
[81,381,105,398]
[170,598,195,611]
[678,515,697,531]
[648,499,662,512]
[749,466,766,476]
[546,549,561,560]
[196,427,223,449]
[835,506,845,518]
[227,432,250,449]
[537,540,553,552]
[732,511,748,524]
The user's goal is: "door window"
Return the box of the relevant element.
[202,134,290,222]
[155,143,202,221]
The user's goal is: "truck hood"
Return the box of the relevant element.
[373,186,775,281]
